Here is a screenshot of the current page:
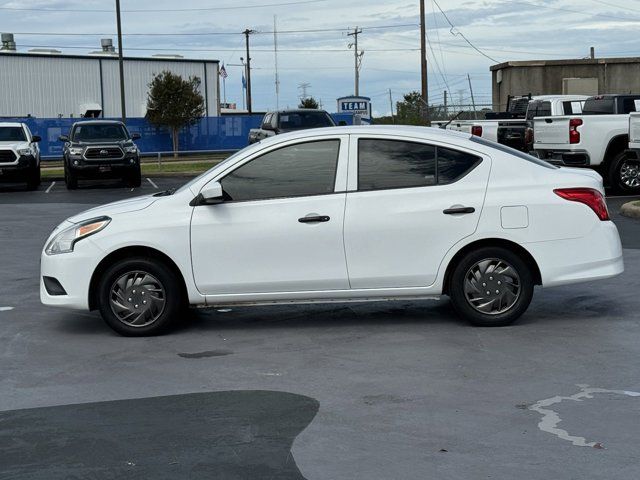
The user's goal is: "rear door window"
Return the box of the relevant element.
[357,139,481,191]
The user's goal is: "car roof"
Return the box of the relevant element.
[531,95,589,101]
[0,122,26,128]
[71,120,125,126]
[272,109,330,114]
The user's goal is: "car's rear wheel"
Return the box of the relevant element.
[449,247,534,327]
[64,165,78,190]
[97,257,184,336]
[609,151,640,194]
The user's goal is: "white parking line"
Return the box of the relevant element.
[146,177,158,189]
[45,181,55,193]
[0,306,14,312]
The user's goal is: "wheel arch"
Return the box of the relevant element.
[442,238,542,295]
[88,245,189,310]
[602,134,629,169]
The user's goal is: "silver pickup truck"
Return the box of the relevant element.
[248,109,336,144]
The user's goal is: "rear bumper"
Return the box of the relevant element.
[525,221,623,288]
[536,149,590,166]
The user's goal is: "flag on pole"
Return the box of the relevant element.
[219,64,228,79]
[242,72,247,90]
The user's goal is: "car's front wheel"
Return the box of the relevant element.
[97,257,184,336]
[448,247,534,327]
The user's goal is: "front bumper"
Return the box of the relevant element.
[40,236,104,310]
[66,154,139,177]
[0,154,37,180]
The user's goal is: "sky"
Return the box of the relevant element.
[1,0,640,116]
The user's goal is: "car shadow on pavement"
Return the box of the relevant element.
[0,390,319,480]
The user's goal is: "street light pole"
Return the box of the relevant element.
[115,0,126,123]
[243,29,255,113]
[419,0,429,125]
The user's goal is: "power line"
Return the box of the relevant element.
[0,0,332,13]
[431,0,500,63]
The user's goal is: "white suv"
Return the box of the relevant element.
[0,122,41,190]
[41,126,623,336]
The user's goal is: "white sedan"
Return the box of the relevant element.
[41,126,623,336]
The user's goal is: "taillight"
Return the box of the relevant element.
[471,125,482,137]
[569,118,582,144]
[554,188,610,221]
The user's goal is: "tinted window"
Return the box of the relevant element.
[0,127,26,141]
[221,140,340,201]
[538,101,551,117]
[438,147,482,183]
[525,101,541,120]
[621,98,638,114]
[72,123,129,141]
[358,139,436,191]
[277,112,335,130]
[583,97,615,115]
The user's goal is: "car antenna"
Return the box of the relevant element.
[440,111,464,129]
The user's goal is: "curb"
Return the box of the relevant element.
[620,201,640,219]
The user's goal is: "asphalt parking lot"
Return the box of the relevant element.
[1,177,640,479]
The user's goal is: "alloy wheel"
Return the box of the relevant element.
[109,270,166,327]
[619,159,640,189]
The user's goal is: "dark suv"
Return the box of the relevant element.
[59,120,141,189]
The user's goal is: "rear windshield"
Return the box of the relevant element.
[0,127,26,142]
[582,97,616,115]
[72,123,129,141]
[470,135,557,169]
[278,112,335,130]
[526,101,552,120]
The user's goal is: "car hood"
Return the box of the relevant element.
[0,141,29,150]
[67,195,157,223]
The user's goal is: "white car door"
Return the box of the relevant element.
[343,135,491,289]
[190,136,350,296]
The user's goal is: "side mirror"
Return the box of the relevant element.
[338,120,347,126]
[131,132,141,140]
[58,135,69,142]
[31,135,41,143]
[191,181,225,206]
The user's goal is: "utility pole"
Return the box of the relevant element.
[419,0,429,125]
[347,27,363,96]
[243,29,255,113]
[467,74,477,119]
[274,16,280,110]
[444,90,448,118]
[115,0,126,123]
[388,88,394,123]
[590,46,595,59]
[298,82,311,102]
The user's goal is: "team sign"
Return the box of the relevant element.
[340,101,369,112]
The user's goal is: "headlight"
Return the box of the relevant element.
[45,217,111,255]
[17,147,31,155]
[68,147,83,156]
[124,145,138,153]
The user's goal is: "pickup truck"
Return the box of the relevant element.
[534,94,640,193]
[59,120,141,190]
[626,112,640,189]
[248,109,336,144]
[497,95,587,152]
[0,122,41,190]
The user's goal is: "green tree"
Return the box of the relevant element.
[146,71,205,155]
[395,91,426,126]
[298,97,319,109]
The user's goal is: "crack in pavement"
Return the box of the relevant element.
[529,384,640,448]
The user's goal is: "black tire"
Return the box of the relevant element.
[448,246,534,327]
[25,166,41,190]
[96,257,185,336]
[125,166,142,188]
[608,151,640,194]
[65,164,78,190]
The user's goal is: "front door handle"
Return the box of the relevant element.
[443,206,475,215]
[298,215,330,223]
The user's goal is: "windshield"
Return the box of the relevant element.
[0,127,27,142]
[470,135,558,169]
[278,112,335,130]
[72,123,129,142]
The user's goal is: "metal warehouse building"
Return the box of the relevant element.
[0,39,220,119]
[491,56,640,110]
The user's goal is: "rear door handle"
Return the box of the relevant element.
[298,215,330,223]
[443,207,475,215]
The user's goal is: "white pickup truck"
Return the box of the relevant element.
[534,94,640,193]
[626,112,640,190]
[435,95,587,148]
[0,122,41,190]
